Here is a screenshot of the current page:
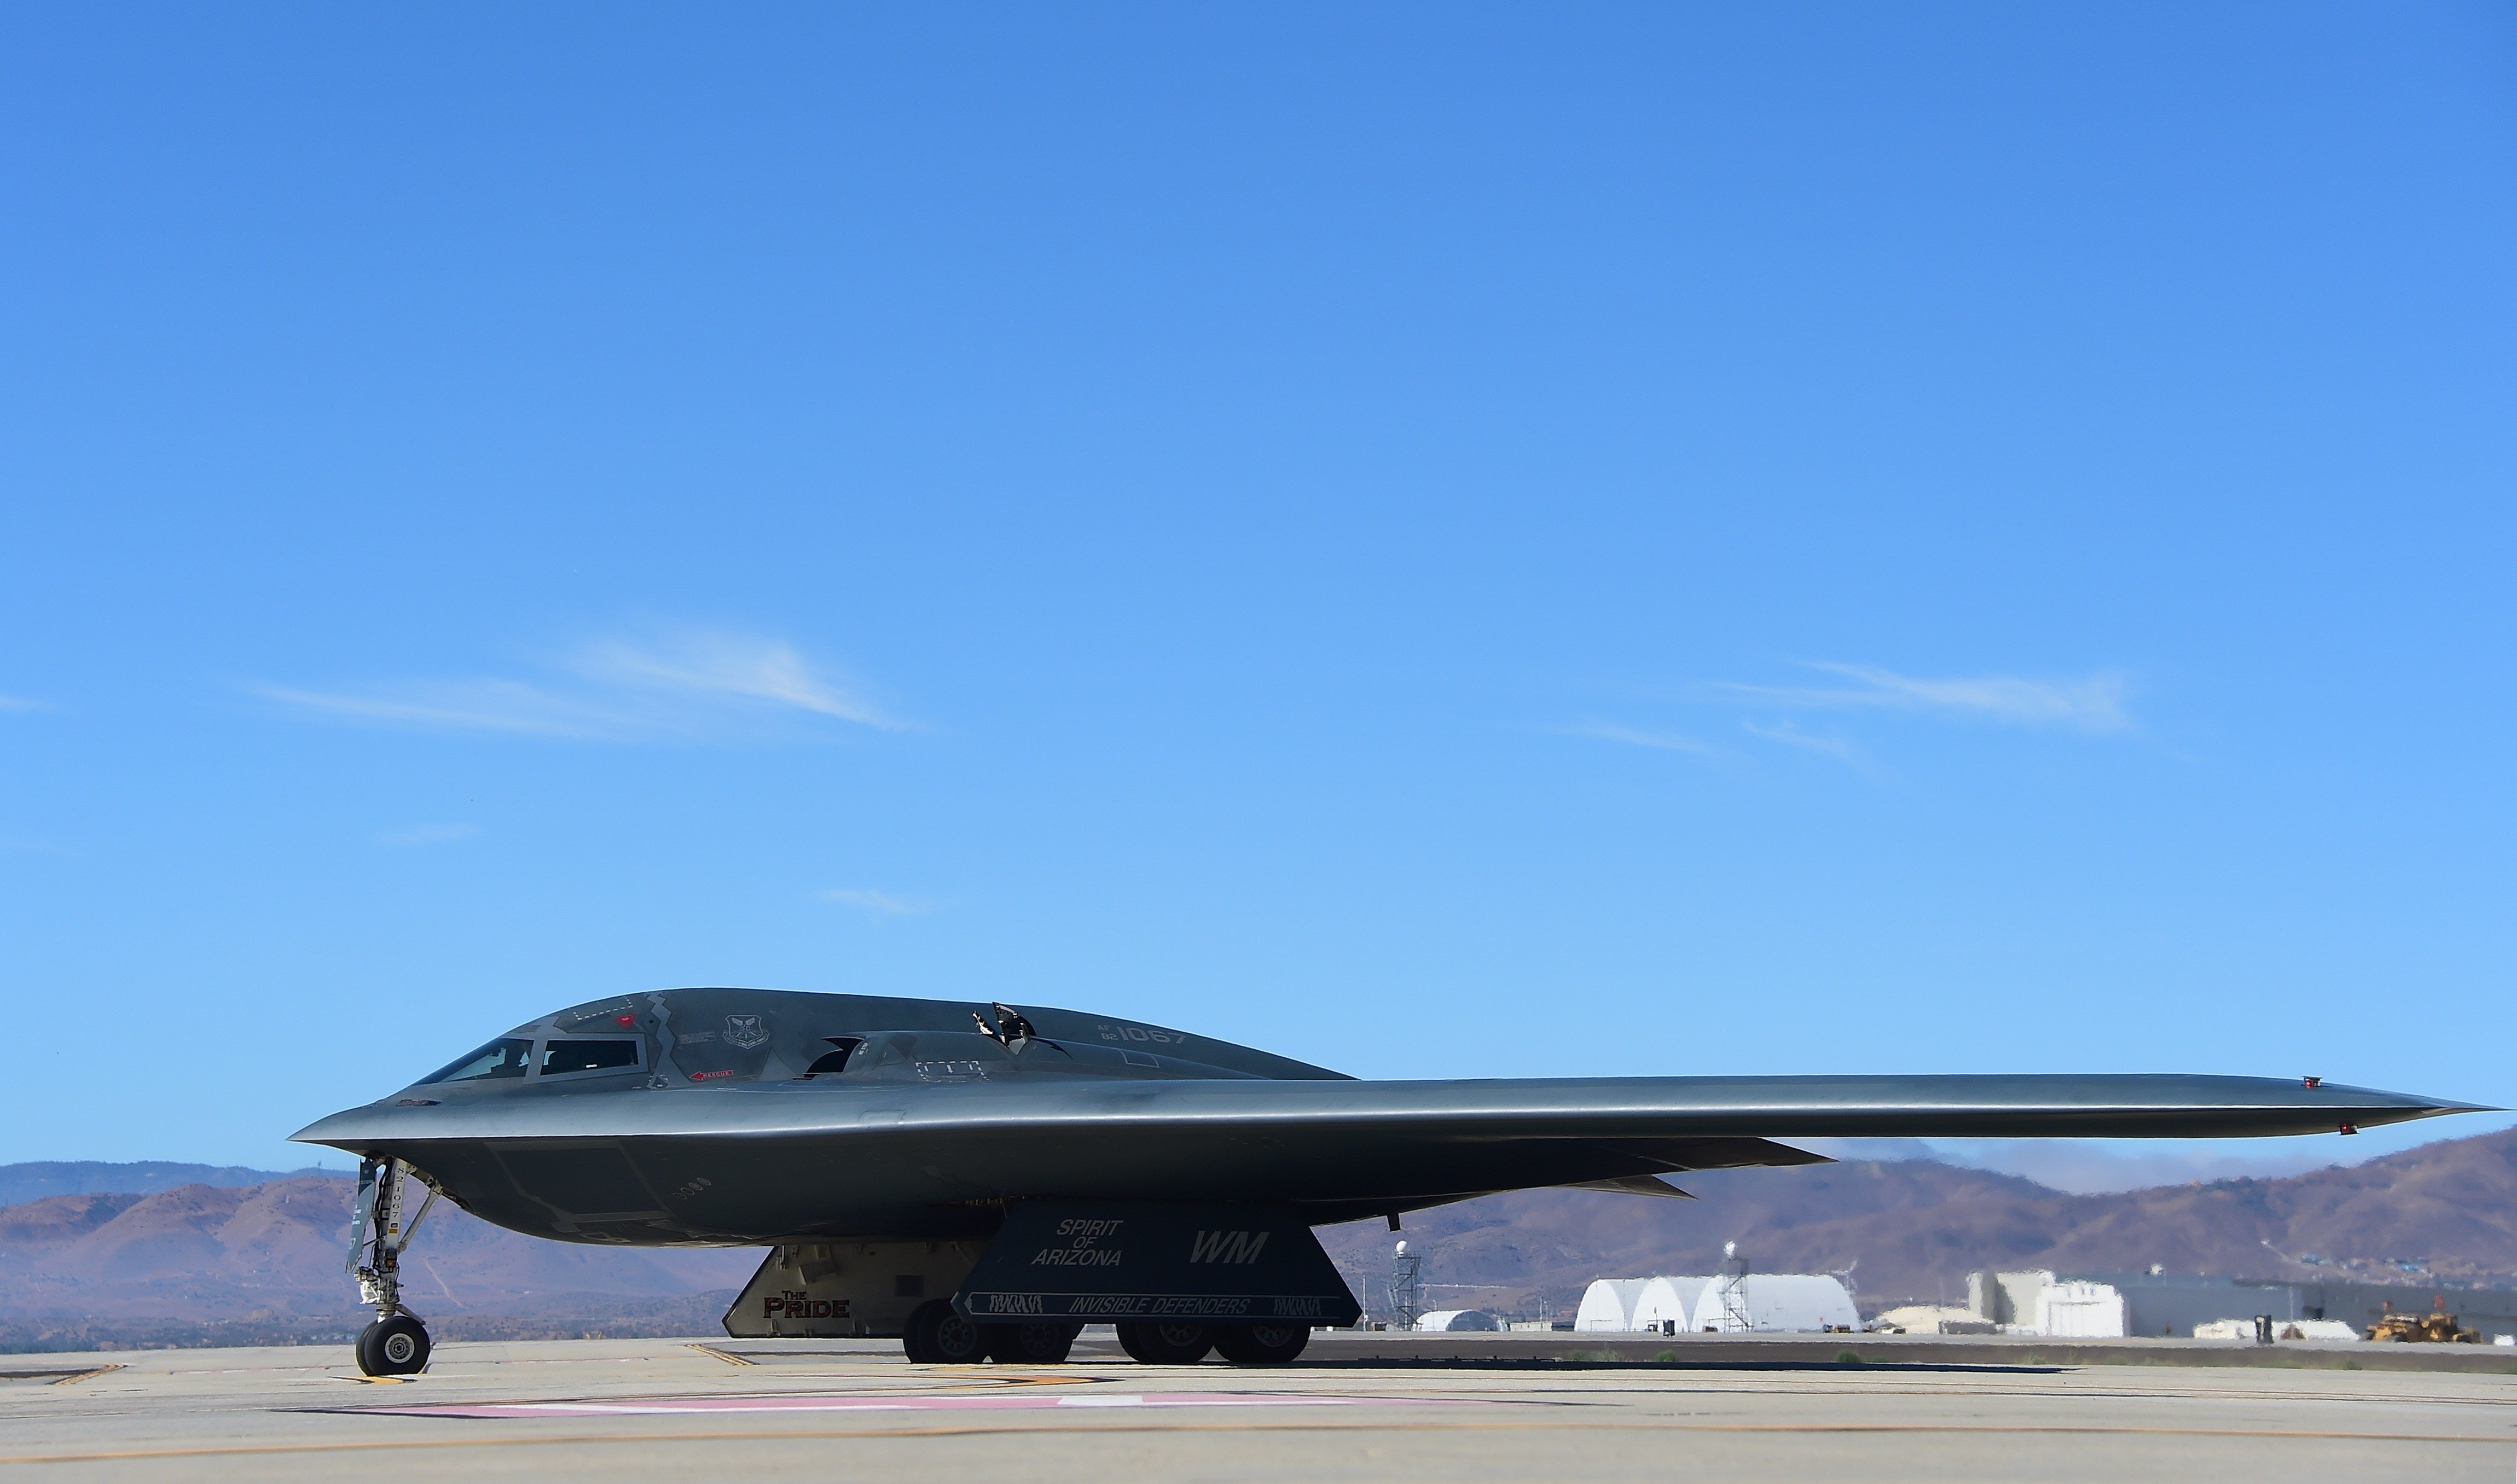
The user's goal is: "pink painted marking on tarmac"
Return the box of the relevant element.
[368,1391,1468,1419]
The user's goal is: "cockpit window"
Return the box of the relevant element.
[421,1038,534,1084]
[543,1039,641,1076]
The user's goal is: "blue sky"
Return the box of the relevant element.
[2,4,2511,1179]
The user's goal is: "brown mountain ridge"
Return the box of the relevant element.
[0,1176,755,1351]
[1315,1127,2517,1314]
[3,1128,2511,1348]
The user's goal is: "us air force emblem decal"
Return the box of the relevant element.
[723,1014,770,1049]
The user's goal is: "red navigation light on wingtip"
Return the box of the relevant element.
[2339,1122,2358,1134]
[2303,1075,2322,1089]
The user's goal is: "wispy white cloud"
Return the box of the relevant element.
[255,679,620,738]
[571,632,890,726]
[1720,662,2132,734]
[379,822,480,846]
[1742,718,1866,764]
[251,628,900,743]
[0,693,54,713]
[822,887,937,917]
[1558,720,1715,755]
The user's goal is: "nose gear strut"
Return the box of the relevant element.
[346,1156,438,1376]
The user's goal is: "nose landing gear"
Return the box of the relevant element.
[346,1157,439,1377]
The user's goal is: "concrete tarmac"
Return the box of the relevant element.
[5,1332,2514,1482]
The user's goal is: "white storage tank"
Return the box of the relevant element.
[1629,1275,1713,1334]
[1576,1279,1649,1332]
[1688,1274,1859,1332]
[1413,1309,1501,1332]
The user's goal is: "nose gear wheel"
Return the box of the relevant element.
[355,1314,431,1376]
[345,1157,436,1376]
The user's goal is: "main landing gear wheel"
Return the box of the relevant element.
[355,1314,431,1376]
[1115,1321,1213,1364]
[903,1300,989,1364]
[984,1320,1080,1364]
[1213,1323,1310,1365]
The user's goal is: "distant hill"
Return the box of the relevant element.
[0,1161,342,1208]
[7,1129,2513,1349]
[0,1175,757,1352]
[1315,1127,2517,1317]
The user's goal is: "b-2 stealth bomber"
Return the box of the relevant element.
[293,987,2484,1375]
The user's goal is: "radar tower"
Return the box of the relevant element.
[1715,1239,1752,1333]
[1390,1239,1424,1329]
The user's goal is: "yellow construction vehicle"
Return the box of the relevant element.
[2365,1298,2480,1343]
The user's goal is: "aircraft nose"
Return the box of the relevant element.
[290,1105,396,1149]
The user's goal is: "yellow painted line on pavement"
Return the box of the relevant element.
[46,1367,125,1387]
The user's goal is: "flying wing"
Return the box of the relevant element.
[294,1070,2481,1237]
[287,987,2493,1372]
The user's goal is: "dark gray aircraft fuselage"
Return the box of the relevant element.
[294,987,2482,1248]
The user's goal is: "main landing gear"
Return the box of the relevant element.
[1213,1323,1312,1365]
[900,1311,1309,1365]
[346,1157,441,1377]
[901,1301,1080,1364]
[1115,1322,1310,1365]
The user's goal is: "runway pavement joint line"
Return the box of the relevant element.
[51,1366,125,1387]
[0,1366,125,1388]
[350,1389,1488,1418]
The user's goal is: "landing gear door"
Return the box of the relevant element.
[953,1201,1361,1329]
[721,1241,985,1340]
[345,1157,380,1272]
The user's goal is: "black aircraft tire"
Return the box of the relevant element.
[900,1316,934,1364]
[906,1300,988,1365]
[984,1321,1078,1364]
[1212,1323,1310,1366]
[1114,1322,1213,1364]
[355,1316,431,1376]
